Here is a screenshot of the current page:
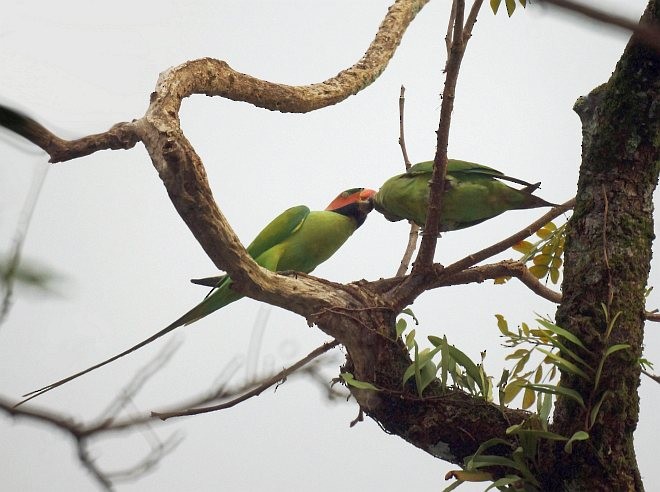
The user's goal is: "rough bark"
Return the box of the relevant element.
[547,2,660,490]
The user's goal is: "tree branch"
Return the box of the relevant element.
[152,339,340,420]
[414,0,468,271]
[538,0,660,53]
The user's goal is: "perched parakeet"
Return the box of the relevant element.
[373,160,556,231]
[21,188,376,403]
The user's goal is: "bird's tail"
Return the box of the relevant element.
[16,279,239,406]
[519,182,558,209]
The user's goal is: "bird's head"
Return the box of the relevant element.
[325,188,376,227]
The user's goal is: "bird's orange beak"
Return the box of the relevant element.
[325,188,376,211]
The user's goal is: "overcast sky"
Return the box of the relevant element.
[1,1,657,491]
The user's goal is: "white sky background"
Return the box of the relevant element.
[1,1,658,491]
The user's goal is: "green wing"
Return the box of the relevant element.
[374,159,554,231]
[246,205,310,259]
[410,159,505,178]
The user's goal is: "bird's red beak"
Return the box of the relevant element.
[325,188,376,211]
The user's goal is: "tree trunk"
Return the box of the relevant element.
[548,2,660,490]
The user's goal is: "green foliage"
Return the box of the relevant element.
[413,310,635,491]
[396,312,491,399]
[512,221,566,285]
[490,0,526,17]
[340,372,379,391]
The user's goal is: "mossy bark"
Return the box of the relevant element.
[546,2,660,490]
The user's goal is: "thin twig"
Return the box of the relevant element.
[395,85,420,277]
[398,86,412,169]
[151,340,340,420]
[642,369,660,384]
[0,162,49,325]
[444,0,458,62]
[538,0,660,53]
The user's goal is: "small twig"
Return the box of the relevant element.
[104,433,183,483]
[397,86,412,169]
[349,407,365,427]
[0,161,49,326]
[642,369,660,384]
[151,340,340,420]
[395,85,420,277]
[538,0,660,53]
[444,0,458,61]
[463,0,484,41]
[97,339,181,421]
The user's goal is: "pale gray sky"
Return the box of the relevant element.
[1,1,657,491]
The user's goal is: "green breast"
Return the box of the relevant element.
[269,211,357,273]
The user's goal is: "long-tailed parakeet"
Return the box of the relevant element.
[373,159,556,231]
[21,188,376,403]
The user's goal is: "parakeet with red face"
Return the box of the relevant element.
[21,188,376,403]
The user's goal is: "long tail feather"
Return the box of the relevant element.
[16,311,197,407]
[16,286,236,407]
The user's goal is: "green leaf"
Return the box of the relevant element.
[539,392,553,423]
[440,335,449,390]
[524,383,585,408]
[564,431,589,454]
[550,266,560,284]
[395,318,407,338]
[496,314,511,335]
[537,348,591,381]
[445,470,492,483]
[401,307,419,325]
[534,365,543,384]
[521,322,530,337]
[522,386,536,409]
[512,240,534,254]
[340,372,379,391]
[448,345,486,394]
[490,0,502,15]
[405,329,416,351]
[594,343,630,391]
[512,351,530,376]
[507,427,568,442]
[503,379,525,404]
[529,264,549,278]
[505,0,516,16]
[536,318,587,350]
[414,343,423,397]
[485,476,523,491]
[533,254,552,266]
[441,480,464,492]
[604,343,631,357]
[505,348,529,361]
[589,391,610,429]
[469,455,522,472]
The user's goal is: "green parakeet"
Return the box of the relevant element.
[373,159,556,231]
[21,188,376,403]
